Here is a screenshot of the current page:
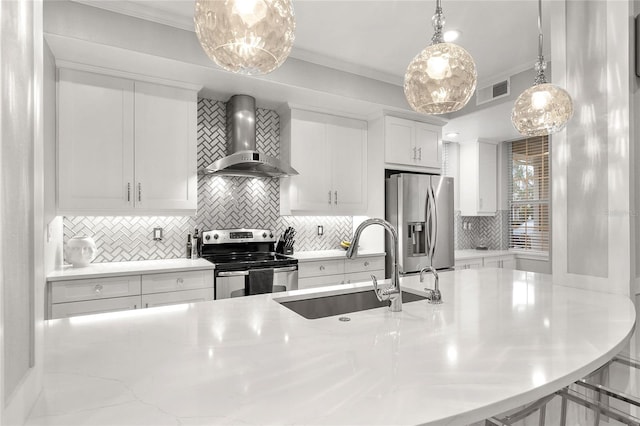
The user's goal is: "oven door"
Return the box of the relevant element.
[215,266,298,299]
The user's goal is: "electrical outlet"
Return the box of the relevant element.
[317,225,324,236]
[153,227,163,241]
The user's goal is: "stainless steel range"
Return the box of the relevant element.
[201,229,298,299]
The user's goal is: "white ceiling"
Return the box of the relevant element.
[73,0,554,142]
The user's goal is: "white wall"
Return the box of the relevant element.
[1,0,46,424]
[551,0,635,297]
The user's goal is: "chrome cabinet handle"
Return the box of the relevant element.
[145,303,149,308]
[328,191,332,204]
[418,147,422,160]
[319,265,325,271]
[412,147,417,160]
[94,284,103,294]
[134,304,137,309]
[334,191,337,205]
[176,277,184,287]
[138,183,142,202]
[127,183,131,202]
[364,261,370,267]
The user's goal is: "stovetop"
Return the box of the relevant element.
[202,252,297,272]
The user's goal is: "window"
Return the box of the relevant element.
[509,136,549,252]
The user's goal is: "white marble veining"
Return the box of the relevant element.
[293,249,385,261]
[455,249,512,261]
[47,258,215,281]
[28,269,635,426]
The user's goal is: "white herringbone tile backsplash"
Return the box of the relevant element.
[64,98,352,263]
[455,210,509,250]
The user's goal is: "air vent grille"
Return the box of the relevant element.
[476,78,510,105]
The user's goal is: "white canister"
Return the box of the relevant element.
[64,235,97,267]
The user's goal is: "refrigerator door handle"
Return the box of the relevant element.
[425,189,432,258]
[430,186,438,261]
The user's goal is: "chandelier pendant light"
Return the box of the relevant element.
[404,0,477,115]
[194,0,295,75]
[511,0,573,136]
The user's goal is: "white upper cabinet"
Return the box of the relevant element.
[280,107,368,215]
[383,116,442,172]
[57,68,198,215]
[459,140,498,216]
[58,69,135,212]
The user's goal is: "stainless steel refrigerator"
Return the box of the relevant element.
[385,173,454,275]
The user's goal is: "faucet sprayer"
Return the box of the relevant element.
[347,218,402,312]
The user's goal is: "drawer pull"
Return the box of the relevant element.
[177,278,184,287]
[134,304,137,309]
[94,284,103,294]
[145,303,149,308]
[364,261,370,267]
[319,265,325,271]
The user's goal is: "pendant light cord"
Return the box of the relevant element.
[534,0,547,84]
[431,0,445,44]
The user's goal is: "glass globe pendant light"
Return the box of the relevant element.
[511,0,573,136]
[194,0,295,75]
[404,0,477,115]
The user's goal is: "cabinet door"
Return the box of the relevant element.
[483,258,501,269]
[288,118,332,212]
[50,275,141,303]
[477,142,497,214]
[344,269,385,284]
[134,82,197,213]
[51,296,140,319]
[58,69,134,213]
[328,119,367,214]
[141,288,213,309]
[298,259,344,278]
[414,122,441,170]
[141,270,213,294]
[298,274,345,290]
[384,116,414,165]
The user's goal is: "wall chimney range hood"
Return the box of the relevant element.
[201,94,298,178]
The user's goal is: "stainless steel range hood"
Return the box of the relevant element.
[201,95,298,178]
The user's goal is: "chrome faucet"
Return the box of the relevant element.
[346,218,402,312]
[419,266,442,304]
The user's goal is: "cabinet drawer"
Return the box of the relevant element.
[141,270,212,294]
[51,296,141,319]
[51,275,141,303]
[454,257,484,270]
[298,259,344,278]
[298,274,344,290]
[344,269,385,284]
[344,256,385,274]
[142,288,213,308]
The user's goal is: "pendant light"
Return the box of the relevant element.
[404,0,477,115]
[194,0,295,75]
[511,0,573,136]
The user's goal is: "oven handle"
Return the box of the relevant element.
[217,266,298,277]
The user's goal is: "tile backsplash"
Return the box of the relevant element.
[63,98,352,263]
[454,210,509,250]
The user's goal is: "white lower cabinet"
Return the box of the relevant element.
[142,288,214,309]
[48,269,214,319]
[483,255,516,270]
[51,296,140,319]
[454,257,484,270]
[297,255,385,290]
[455,254,516,270]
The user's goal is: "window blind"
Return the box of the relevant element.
[508,136,550,252]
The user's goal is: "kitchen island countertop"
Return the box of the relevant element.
[28,268,635,425]
[47,258,215,281]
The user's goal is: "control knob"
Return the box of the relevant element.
[262,232,267,238]
[205,235,211,241]
[213,234,219,240]
[269,232,274,238]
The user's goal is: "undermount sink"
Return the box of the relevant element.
[277,288,427,319]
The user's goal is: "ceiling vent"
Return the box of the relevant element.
[476,79,510,106]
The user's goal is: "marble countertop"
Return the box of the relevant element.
[27,269,635,426]
[293,249,385,261]
[455,249,513,260]
[47,258,215,281]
